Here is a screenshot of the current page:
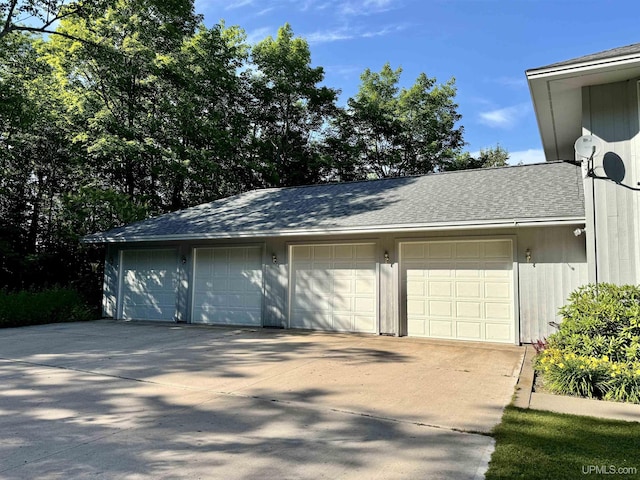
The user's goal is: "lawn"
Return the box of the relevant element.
[486,406,640,479]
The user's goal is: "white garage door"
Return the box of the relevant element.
[402,239,514,343]
[290,243,377,333]
[120,249,178,321]
[192,246,263,326]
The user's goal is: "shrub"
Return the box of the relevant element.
[604,365,640,404]
[534,283,640,404]
[0,287,95,328]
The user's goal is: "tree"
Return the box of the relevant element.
[445,144,509,171]
[154,22,252,207]
[248,24,339,187]
[44,0,201,214]
[326,63,464,179]
[0,0,194,41]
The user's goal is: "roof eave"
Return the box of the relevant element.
[527,54,640,162]
[82,216,587,244]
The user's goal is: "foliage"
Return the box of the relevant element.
[534,283,640,403]
[0,287,94,327]
[0,2,480,304]
[445,144,509,171]
[249,24,338,187]
[325,63,464,179]
[0,0,195,41]
[487,406,640,480]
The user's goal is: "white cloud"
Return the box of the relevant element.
[256,6,275,15]
[340,0,398,16]
[478,103,530,129]
[508,149,546,165]
[225,0,254,9]
[245,27,274,44]
[306,28,355,43]
[305,23,407,44]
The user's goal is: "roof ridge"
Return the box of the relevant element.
[231,161,575,195]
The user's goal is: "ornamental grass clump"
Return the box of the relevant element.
[534,283,640,403]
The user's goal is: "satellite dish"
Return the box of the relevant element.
[603,152,626,184]
[574,135,602,159]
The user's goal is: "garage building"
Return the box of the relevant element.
[85,162,587,345]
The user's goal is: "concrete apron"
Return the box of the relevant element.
[0,321,524,479]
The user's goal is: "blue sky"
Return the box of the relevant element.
[196,0,639,165]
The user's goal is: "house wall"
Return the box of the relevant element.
[102,244,118,318]
[101,225,587,344]
[516,227,588,342]
[581,80,640,286]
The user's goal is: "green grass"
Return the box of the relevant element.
[486,406,640,479]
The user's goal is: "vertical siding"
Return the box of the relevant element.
[263,238,288,327]
[517,227,588,342]
[378,233,398,335]
[582,81,639,285]
[102,245,119,318]
[175,243,189,322]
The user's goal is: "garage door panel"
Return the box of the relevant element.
[192,246,263,326]
[356,244,376,259]
[355,297,375,313]
[485,302,512,319]
[456,282,481,298]
[485,264,511,278]
[355,315,376,331]
[404,240,514,343]
[290,244,377,333]
[429,300,452,317]
[485,240,512,258]
[314,246,333,259]
[334,245,354,259]
[429,281,452,296]
[485,282,510,299]
[428,243,452,259]
[407,280,425,296]
[408,299,425,315]
[430,320,452,337]
[455,263,482,277]
[486,323,512,341]
[404,243,426,259]
[355,277,375,294]
[457,322,481,339]
[408,319,426,335]
[333,296,353,311]
[457,302,481,319]
[333,275,355,289]
[455,243,480,258]
[120,249,178,321]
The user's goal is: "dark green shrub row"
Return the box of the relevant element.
[0,288,95,328]
[535,283,640,404]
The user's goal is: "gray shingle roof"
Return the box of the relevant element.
[84,162,585,243]
[529,42,640,71]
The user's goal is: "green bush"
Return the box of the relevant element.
[0,287,95,328]
[535,283,640,404]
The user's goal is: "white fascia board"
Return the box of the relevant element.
[82,217,586,243]
[526,55,640,80]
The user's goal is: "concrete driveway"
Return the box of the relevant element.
[0,321,523,479]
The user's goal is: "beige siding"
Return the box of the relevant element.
[582,81,640,285]
[516,227,588,342]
